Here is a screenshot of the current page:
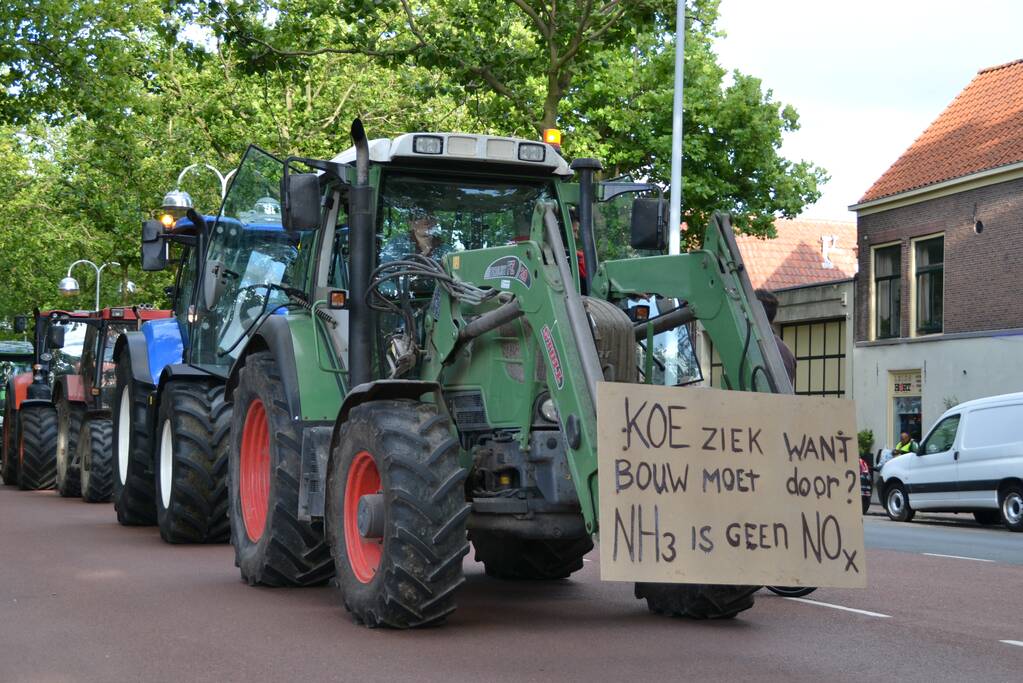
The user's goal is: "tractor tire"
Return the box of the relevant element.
[154,381,231,543]
[55,396,85,498]
[1,382,18,485]
[112,357,156,525]
[326,399,470,628]
[17,404,59,490]
[470,532,593,580]
[229,352,333,586]
[634,583,758,620]
[79,418,113,503]
[583,296,639,383]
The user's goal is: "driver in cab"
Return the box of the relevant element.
[381,209,451,264]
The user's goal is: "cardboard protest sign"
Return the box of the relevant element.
[597,382,865,588]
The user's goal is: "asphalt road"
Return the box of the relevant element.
[864,509,1023,564]
[2,490,1022,682]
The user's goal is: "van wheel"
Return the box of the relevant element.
[1000,485,1023,532]
[973,510,1000,525]
[884,482,914,522]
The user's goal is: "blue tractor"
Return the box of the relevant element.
[111,211,230,542]
[113,168,308,545]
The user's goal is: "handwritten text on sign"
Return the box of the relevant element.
[597,383,865,588]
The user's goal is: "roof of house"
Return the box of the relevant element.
[858,58,1023,204]
[735,218,858,291]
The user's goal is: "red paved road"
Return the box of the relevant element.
[1,488,1021,682]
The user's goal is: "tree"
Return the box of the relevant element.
[210,0,825,242]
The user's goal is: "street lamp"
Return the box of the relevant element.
[58,260,121,311]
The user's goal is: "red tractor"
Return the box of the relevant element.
[2,310,92,490]
[51,307,172,500]
[1,307,170,494]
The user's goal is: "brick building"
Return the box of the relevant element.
[702,218,857,397]
[849,58,1023,448]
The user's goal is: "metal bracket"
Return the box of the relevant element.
[298,425,333,521]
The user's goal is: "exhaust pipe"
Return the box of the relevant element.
[348,118,373,388]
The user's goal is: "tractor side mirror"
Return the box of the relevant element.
[13,315,27,333]
[630,197,666,251]
[282,173,322,232]
[141,219,169,271]
[47,324,66,350]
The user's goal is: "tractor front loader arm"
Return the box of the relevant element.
[424,207,609,534]
[592,212,794,396]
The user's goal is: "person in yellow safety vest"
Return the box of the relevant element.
[894,431,919,455]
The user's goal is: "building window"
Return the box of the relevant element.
[915,236,943,334]
[874,244,901,339]
[781,319,846,397]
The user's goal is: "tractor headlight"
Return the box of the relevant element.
[518,143,546,162]
[413,135,444,155]
[540,397,558,423]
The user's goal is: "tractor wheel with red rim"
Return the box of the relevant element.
[325,399,470,628]
[228,352,333,586]
[154,381,231,543]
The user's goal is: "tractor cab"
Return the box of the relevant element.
[74,307,173,413]
[174,152,316,373]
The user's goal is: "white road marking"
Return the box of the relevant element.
[784,597,891,619]
[922,552,994,563]
[582,558,591,563]
[1000,640,1023,648]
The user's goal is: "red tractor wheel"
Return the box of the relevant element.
[239,399,271,543]
[326,399,469,628]
[342,450,383,583]
[228,351,333,587]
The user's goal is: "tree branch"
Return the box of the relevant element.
[509,0,552,40]
[472,64,531,114]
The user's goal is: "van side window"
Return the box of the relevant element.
[922,415,960,454]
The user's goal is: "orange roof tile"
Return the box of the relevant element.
[735,218,857,291]
[858,59,1023,204]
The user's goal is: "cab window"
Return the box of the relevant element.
[922,415,960,454]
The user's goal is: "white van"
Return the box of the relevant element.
[879,392,1023,532]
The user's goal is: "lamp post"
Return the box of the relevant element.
[162,162,236,216]
[58,260,121,311]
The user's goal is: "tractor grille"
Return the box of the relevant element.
[447,391,489,432]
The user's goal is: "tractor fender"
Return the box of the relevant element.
[331,380,442,451]
[53,374,86,405]
[114,331,154,388]
[11,373,32,411]
[225,315,305,423]
[154,364,224,406]
[114,319,184,387]
[19,397,53,410]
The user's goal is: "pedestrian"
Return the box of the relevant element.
[755,288,796,385]
[894,431,919,455]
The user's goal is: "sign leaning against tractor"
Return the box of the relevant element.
[135,119,848,629]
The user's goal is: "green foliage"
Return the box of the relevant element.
[857,429,874,457]
[0,0,827,323]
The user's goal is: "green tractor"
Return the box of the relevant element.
[209,121,791,627]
